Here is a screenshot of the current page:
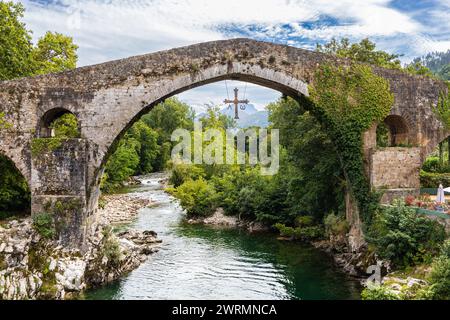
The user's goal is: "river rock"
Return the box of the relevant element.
[0,196,161,299]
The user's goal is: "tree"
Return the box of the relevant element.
[317,37,432,76]
[0,1,34,80]
[127,121,159,174]
[267,97,344,219]
[102,135,141,192]
[141,98,194,141]
[141,98,195,171]
[199,106,236,130]
[0,2,78,80]
[404,61,434,77]
[0,155,30,218]
[316,38,402,69]
[367,201,446,267]
[49,113,80,138]
[32,31,78,75]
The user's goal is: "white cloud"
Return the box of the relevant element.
[16,0,431,66]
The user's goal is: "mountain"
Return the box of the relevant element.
[194,103,269,128]
[411,50,450,80]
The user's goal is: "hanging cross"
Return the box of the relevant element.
[224,87,249,120]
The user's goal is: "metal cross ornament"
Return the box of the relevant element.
[224,87,249,119]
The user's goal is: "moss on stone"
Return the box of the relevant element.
[0,254,6,269]
[31,138,65,157]
[32,212,56,240]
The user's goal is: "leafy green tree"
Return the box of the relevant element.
[170,178,217,217]
[367,201,446,267]
[411,50,450,80]
[141,98,195,171]
[0,1,78,80]
[438,64,450,81]
[199,106,236,130]
[142,98,194,141]
[433,91,450,129]
[317,37,432,76]
[102,136,140,192]
[49,113,80,138]
[32,31,78,75]
[127,121,159,174]
[267,97,344,220]
[0,1,34,80]
[316,38,402,69]
[404,61,434,77]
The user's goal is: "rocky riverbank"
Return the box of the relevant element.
[186,208,270,233]
[0,194,160,300]
[99,194,152,224]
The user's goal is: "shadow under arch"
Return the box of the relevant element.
[37,107,80,138]
[0,152,31,217]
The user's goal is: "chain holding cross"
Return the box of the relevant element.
[224,87,249,120]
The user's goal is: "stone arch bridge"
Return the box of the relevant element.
[0,38,448,249]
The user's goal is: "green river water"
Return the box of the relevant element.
[85,173,362,300]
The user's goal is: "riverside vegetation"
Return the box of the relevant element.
[1,1,450,300]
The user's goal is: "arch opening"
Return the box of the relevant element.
[376,115,410,147]
[97,69,309,175]
[420,135,450,191]
[0,152,31,220]
[95,76,348,230]
[38,108,80,138]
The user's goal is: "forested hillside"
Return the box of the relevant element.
[411,50,450,80]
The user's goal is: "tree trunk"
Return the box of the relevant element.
[439,141,444,168]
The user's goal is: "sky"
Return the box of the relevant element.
[14,0,450,110]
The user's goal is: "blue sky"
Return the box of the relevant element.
[15,0,450,110]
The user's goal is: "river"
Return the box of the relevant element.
[85,173,362,300]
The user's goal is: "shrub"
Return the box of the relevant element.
[404,195,415,206]
[169,164,205,187]
[439,239,450,259]
[274,223,324,241]
[428,255,450,299]
[49,113,80,138]
[376,122,389,147]
[422,156,440,173]
[32,212,56,240]
[323,213,348,237]
[425,240,450,300]
[419,170,450,188]
[295,215,314,227]
[274,223,295,238]
[172,178,217,217]
[102,227,122,266]
[361,284,400,300]
[295,226,324,240]
[367,201,446,267]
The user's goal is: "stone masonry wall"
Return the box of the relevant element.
[370,147,422,189]
[31,139,89,247]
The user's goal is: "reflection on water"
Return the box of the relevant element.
[85,173,362,300]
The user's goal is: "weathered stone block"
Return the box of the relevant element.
[370,147,421,189]
[31,195,87,247]
[31,139,87,195]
